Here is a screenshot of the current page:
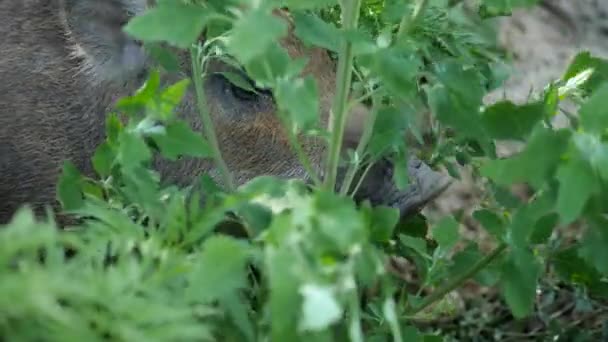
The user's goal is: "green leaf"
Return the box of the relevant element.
[152,79,191,121]
[481,100,544,140]
[124,3,209,49]
[500,249,541,318]
[449,244,500,286]
[431,216,459,255]
[427,62,492,155]
[578,218,608,275]
[360,46,421,99]
[399,235,428,258]
[189,236,250,302]
[292,11,340,52]
[481,127,571,188]
[368,106,411,157]
[473,209,505,240]
[369,205,400,243]
[563,51,608,95]
[571,132,608,181]
[228,9,288,64]
[556,157,598,224]
[117,131,152,170]
[92,142,115,178]
[530,213,559,244]
[145,43,181,72]
[275,76,319,132]
[152,122,213,161]
[299,283,343,332]
[579,83,608,135]
[57,162,84,211]
[553,246,608,298]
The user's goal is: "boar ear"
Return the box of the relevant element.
[59,0,148,85]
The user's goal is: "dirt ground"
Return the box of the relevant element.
[430,0,608,218]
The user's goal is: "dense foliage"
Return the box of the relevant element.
[2,0,608,340]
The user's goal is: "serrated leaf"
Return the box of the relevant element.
[228,10,288,64]
[152,122,212,160]
[292,11,340,52]
[124,3,210,49]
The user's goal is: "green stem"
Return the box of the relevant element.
[397,0,430,39]
[339,95,379,195]
[190,46,235,191]
[281,112,322,186]
[323,0,363,191]
[406,242,508,316]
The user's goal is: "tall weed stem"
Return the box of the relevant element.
[190,46,235,191]
[324,0,363,191]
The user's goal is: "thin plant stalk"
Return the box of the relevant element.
[397,0,430,39]
[405,242,508,316]
[323,0,363,191]
[339,94,380,195]
[190,46,235,191]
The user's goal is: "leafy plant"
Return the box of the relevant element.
[2,0,608,341]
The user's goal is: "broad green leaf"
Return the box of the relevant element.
[473,209,505,240]
[292,11,340,52]
[124,3,209,49]
[431,216,459,255]
[228,10,288,64]
[579,83,608,134]
[500,249,541,318]
[571,132,608,181]
[556,157,598,224]
[427,62,492,155]
[152,122,213,160]
[481,127,571,188]
[368,106,411,157]
[92,142,115,178]
[299,283,343,331]
[359,46,421,99]
[57,162,84,211]
[481,100,544,140]
[563,51,608,95]
[189,236,250,302]
[530,213,559,244]
[117,131,152,170]
[369,205,400,243]
[267,223,301,341]
[399,235,428,258]
[275,76,319,132]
